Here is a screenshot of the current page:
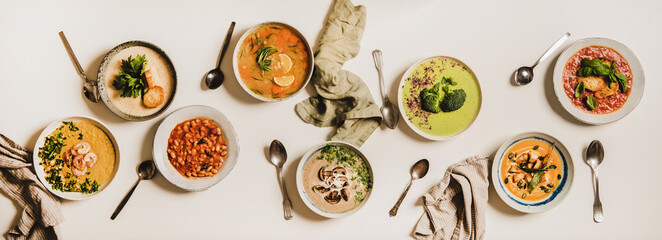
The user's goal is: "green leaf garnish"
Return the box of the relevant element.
[586,95,597,110]
[527,171,545,193]
[256,46,278,73]
[614,73,627,93]
[112,55,147,98]
[575,81,585,98]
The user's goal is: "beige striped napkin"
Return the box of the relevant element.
[414,156,490,240]
[0,133,63,240]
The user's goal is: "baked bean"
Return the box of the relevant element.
[167,117,228,179]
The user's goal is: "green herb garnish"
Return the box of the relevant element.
[112,55,147,98]
[38,133,66,161]
[78,133,83,140]
[255,46,278,73]
[574,81,585,98]
[527,171,545,193]
[62,121,79,131]
[577,58,627,93]
[586,95,597,110]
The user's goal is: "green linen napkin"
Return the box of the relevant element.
[295,0,382,147]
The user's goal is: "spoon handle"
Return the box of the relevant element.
[58,31,91,83]
[111,179,141,220]
[591,169,604,223]
[533,32,570,68]
[372,49,388,101]
[217,21,236,69]
[277,168,293,220]
[389,180,412,217]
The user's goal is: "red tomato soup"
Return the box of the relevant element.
[562,46,632,114]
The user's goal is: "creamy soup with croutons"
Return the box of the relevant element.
[499,139,563,201]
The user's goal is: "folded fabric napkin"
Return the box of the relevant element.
[295,0,382,147]
[0,133,63,240]
[414,156,490,240]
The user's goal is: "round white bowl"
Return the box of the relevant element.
[491,132,574,213]
[33,116,120,200]
[152,105,239,191]
[232,22,314,102]
[553,37,645,124]
[296,141,374,218]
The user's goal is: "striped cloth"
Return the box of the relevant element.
[414,156,490,240]
[0,133,63,240]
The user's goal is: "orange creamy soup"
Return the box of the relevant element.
[499,139,563,202]
[236,24,310,99]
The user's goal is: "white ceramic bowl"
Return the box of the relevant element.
[232,22,314,102]
[491,132,574,213]
[553,37,645,124]
[397,56,482,140]
[152,105,239,191]
[296,141,373,218]
[33,116,120,200]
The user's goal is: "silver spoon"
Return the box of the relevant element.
[389,159,429,217]
[59,31,100,102]
[514,32,571,85]
[585,140,605,223]
[111,160,157,220]
[205,21,236,89]
[269,140,293,220]
[372,49,399,129]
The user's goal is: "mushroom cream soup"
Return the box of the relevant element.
[302,145,372,214]
[38,121,116,193]
[103,46,174,117]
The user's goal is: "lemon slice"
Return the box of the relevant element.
[278,54,293,73]
[274,75,295,86]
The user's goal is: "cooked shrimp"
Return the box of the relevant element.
[73,154,86,170]
[72,141,91,155]
[72,166,87,177]
[143,86,165,108]
[83,152,97,168]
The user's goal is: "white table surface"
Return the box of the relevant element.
[1,0,661,239]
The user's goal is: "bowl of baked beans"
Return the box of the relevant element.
[153,105,239,191]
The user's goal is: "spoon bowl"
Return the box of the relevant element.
[390,159,429,217]
[269,140,293,220]
[205,21,236,89]
[514,66,534,86]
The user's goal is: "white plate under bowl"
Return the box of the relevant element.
[553,37,645,124]
[33,116,120,200]
[296,141,374,218]
[152,105,239,191]
[491,132,574,213]
[232,21,314,102]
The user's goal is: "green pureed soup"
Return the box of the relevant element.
[400,57,481,138]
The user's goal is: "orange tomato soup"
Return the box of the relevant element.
[499,139,563,202]
[236,24,311,99]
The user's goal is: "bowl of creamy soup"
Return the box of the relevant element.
[33,116,120,200]
[491,132,574,213]
[98,40,177,121]
[233,22,313,101]
[296,141,373,218]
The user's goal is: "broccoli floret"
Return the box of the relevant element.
[440,89,466,112]
[419,83,442,113]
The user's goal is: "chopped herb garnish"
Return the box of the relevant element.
[63,121,79,131]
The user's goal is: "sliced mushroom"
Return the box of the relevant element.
[324,191,341,204]
[318,167,333,181]
[324,176,336,186]
[340,188,350,201]
[332,167,347,176]
[312,185,330,194]
[333,176,349,189]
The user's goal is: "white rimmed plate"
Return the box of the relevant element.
[33,116,120,200]
[296,141,373,218]
[152,105,239,191]
[553,37,645,124]
[491,132,574,213]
